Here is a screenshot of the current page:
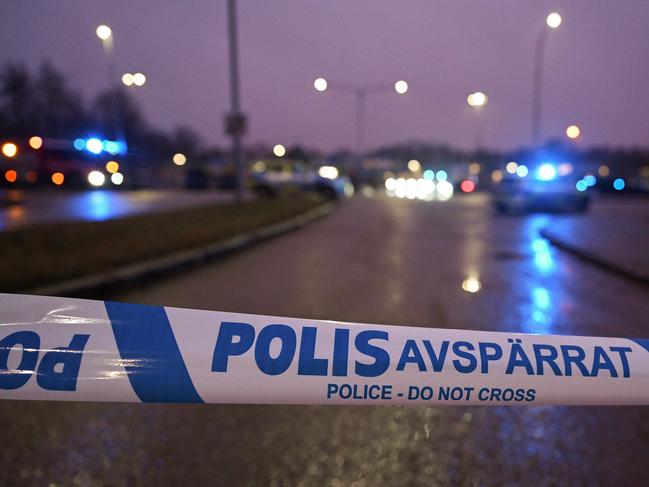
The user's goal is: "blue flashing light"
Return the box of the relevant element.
[73,138,85,150]
[436,170,448,181]
[86,137,103,154]
[583,174,596,187]
[104,140,120,155]
[537,163,557,181]
[533,287,550,309]
[516,164,529,177]
[423,169,435,180]
[576,180,588,192]
[613,178,625,191]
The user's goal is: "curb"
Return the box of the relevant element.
[26,201,337,297]
[540,228,649,287]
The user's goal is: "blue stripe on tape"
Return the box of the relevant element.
[631,339,649,354]
[105,301,204,403]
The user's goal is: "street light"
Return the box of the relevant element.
[122,72,146,87]
[313,77,409,152]
[566,124,580,139]
[531,12,562,145]
[96,25,112,41]
[546,12,562,29]
[467,91,488,149]
[467,91,487,107]
[394,80,409,95]
[314,77,327,92]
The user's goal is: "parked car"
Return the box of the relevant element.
[250,161,353,199]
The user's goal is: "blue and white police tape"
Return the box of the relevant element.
[1,293,648,405]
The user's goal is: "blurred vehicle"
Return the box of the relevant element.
[250,161,353,199]
[492,163,591,214]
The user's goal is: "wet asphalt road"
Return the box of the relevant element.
[2,193,649,486]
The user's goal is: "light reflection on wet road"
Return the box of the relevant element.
[2,193,649,485]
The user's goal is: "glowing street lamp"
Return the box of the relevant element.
[132,73,146,86]
[121,73,134,86]
[273,144,286,157]
[467,91,488,107]
[566,124,580,139]
[467,92,488,149]
[531,12,562,145]
[313,77,409,151]
[122,72,146,87]
[546,12,562,29]
[394,80,408,94]
[96,25,112,40]
[314,77,328,92]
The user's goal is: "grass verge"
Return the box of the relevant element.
[2,194,326,292]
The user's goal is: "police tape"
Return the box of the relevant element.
[1,293,648,405]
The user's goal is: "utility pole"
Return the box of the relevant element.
[226,0,246,202]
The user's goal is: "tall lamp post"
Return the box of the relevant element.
[467,91,488,149]
[226,0,245,202]
[96,25,117,89]
[313,77,408,154]
[531,12,562,146]
[95,25,124,148]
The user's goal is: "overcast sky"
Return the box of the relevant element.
[2,0,648,151]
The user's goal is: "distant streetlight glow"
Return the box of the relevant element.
[566,124,580,139]
[546,12,562,29]
[28,136,43,149]
[133,73,146,86]
[172,153,187,166]
[598,165,610,177]
[467,91,488,107]
[516,165,529,178]
[394,80,408,94]
[273,144,286,157]
[314,77,328,92]
[122,73,146,87]
[96,25,112,40]
[2,142,18,158]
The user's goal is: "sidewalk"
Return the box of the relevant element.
[541,198,649,284]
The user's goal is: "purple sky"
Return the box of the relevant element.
[2,0,648,152]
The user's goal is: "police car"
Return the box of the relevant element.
[492,163,591,214]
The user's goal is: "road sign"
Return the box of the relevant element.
[225,112,247,136]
